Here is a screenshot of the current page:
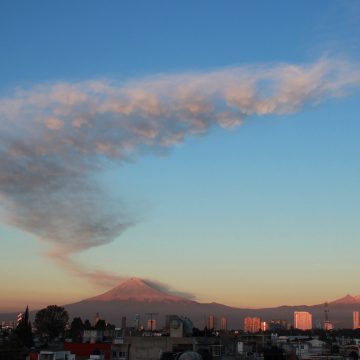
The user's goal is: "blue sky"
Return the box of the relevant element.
[0,0,360,311]
[3,1,358,85]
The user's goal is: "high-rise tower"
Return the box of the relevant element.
[353,311,360,329]
[294,311,312,330]
[244,317,261,333]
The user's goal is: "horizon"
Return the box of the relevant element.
[1,1,360,313]
[2,276,360,314]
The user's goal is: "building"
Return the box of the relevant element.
[244,317,261,333]
[165,315,194,337]
[324,321,333,331]
[261,321,268,331]
[220,317,227,331]
[64,343,111,360]
[83,329,115,343]
[169,317,184,338]
[269,320,289,331]
[1,320,16,329]
[294,311,312,330]
[121,316,126,329]
[314,319,322,330]
[134,314,140,330]
[65,335,264,360]
[276,337,328,358]
[29,350,76,360]
[165,314,179,331]
[147,319,156,331]
[207,315,215,331]
[354,311,360,329]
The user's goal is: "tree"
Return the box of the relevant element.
[106,323,115,331]
[34,305,69,340]
[94,319,106,331]
[83,319,92,330]
[69,317,84,342]
[14,306,33,348]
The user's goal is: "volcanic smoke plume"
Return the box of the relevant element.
[0,58,359,285]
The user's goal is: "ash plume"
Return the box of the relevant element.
[0,58,359,285]
[143,279,196,300]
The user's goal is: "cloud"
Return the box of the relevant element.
[0,58,359,287]
[48,249,127,288]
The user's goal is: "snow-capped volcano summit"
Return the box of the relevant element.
[84,277,190,303]
[331,294,360,305]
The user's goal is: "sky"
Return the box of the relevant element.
[1,0,360,312]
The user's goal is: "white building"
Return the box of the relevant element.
[38,350,75,360]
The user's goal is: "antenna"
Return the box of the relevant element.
[324,301,329,322]
[324,301,333,330]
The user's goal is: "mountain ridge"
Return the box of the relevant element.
[2,279,360,328]
[63,278,360,328]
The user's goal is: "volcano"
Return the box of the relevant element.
[62,277,206,328]
[330,294,360,305]
[85,277,191,303]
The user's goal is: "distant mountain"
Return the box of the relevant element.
[61,279,360,329]
[2,280,360,329]
[331,294,360,305]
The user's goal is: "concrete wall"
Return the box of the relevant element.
[123,337,194,360]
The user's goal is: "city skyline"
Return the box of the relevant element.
[2,274,360,330]
[1,1,360,312]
